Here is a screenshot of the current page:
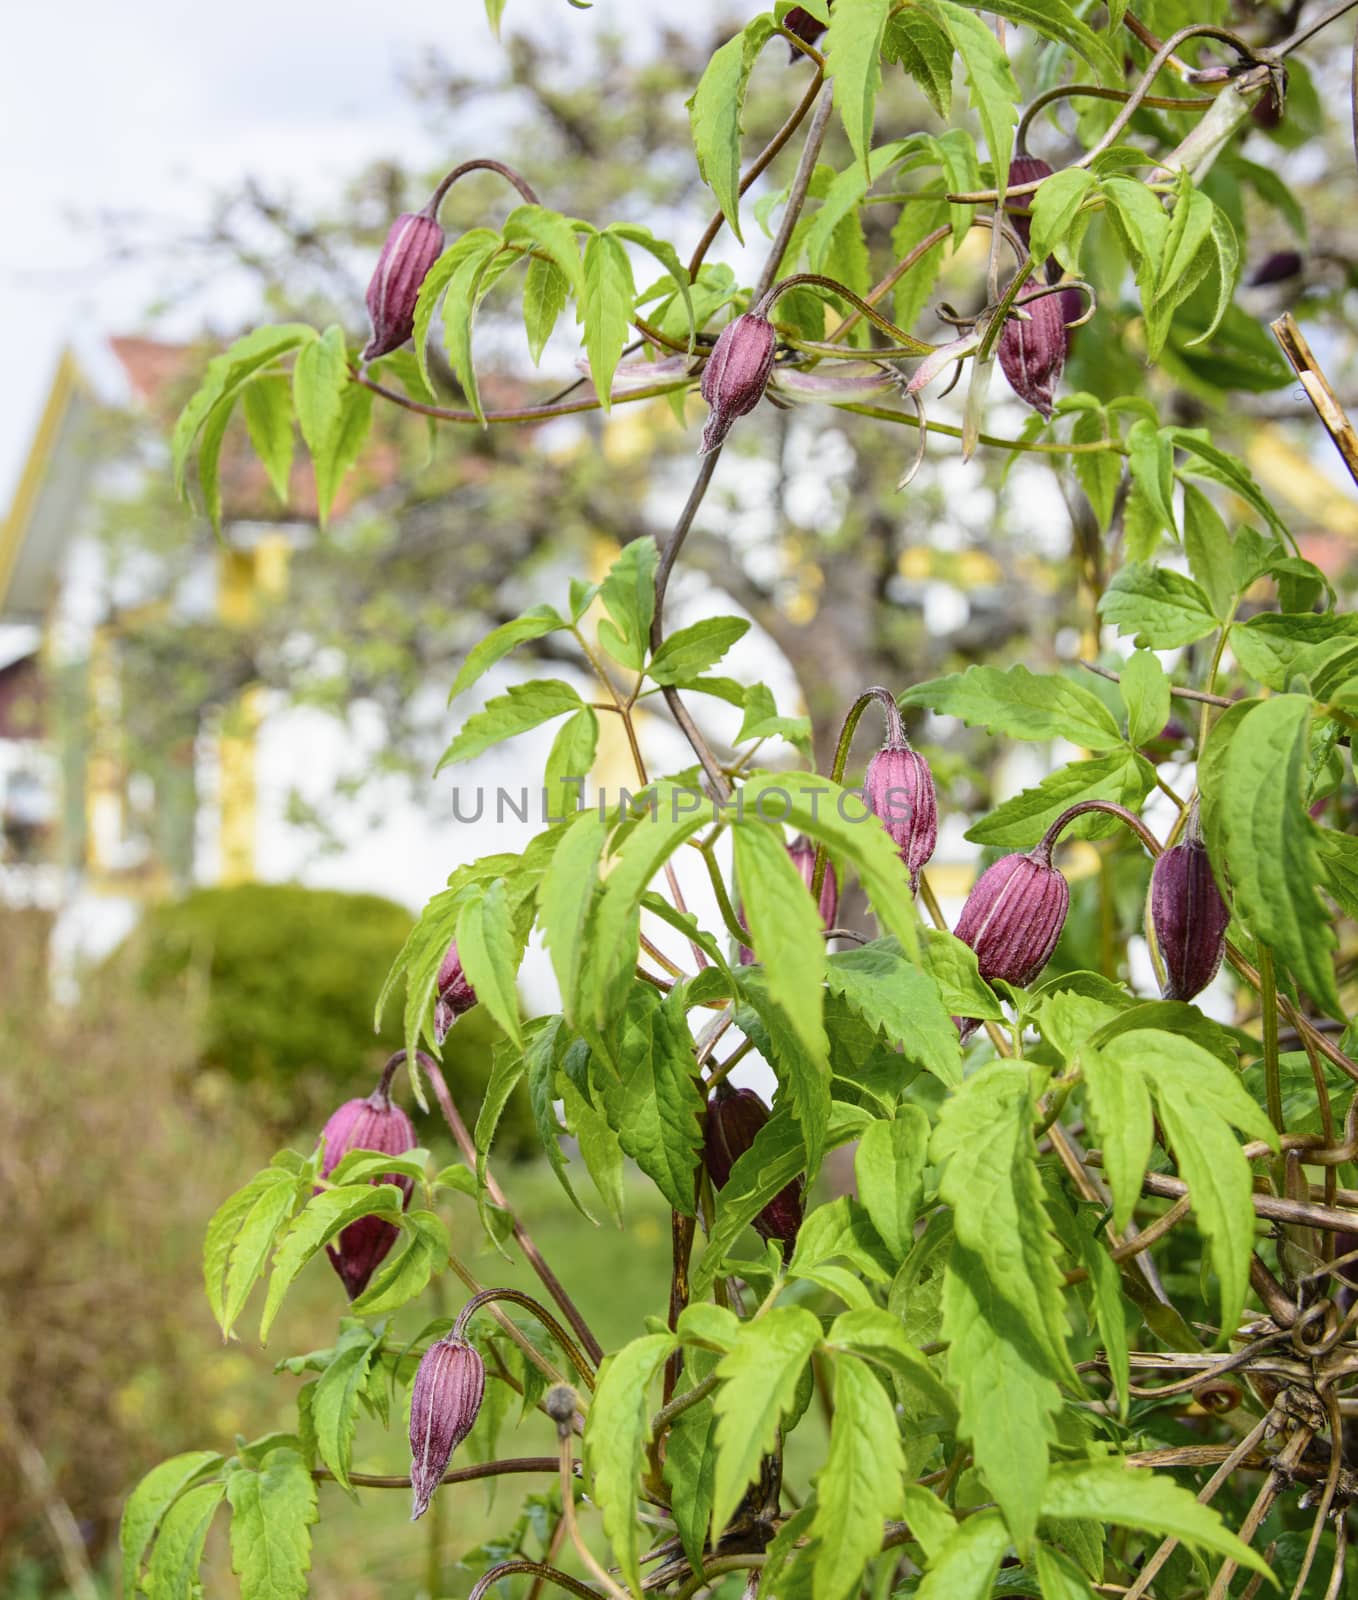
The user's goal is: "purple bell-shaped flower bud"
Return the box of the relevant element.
[998,289,1069,420]
[409,1334,486,1520]
[318,1082,417,1299]
[864,737,937,892]
[362,210,446,361]
[699,313,777,454]
[1150,837,1231,1002]
[954,843,1069,991]
[737,837,837,963]
[788,835,839,927]
[433,939,478,1045]
[704,1086,804,1247]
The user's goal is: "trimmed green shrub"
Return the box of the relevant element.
[121,882,534,1151]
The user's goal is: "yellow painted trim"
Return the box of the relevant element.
[218,687,261,885]
[1246,431,1358,540]
[0,349,85,611]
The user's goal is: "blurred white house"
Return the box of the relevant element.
[0,338,576,981]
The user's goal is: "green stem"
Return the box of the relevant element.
[839,402,1128,456]
[651,1369,721,1438]
[699,843,750,947]
[806,687,901,906]
[673,1556,767,1600]
[944,22,1269,203]
[454,1288,598,1389]
[977,255,1037,363]
[1258,946,1285,1139]
[356,372,690,426]
[1040,799,1163,860]
[758,272,934,353]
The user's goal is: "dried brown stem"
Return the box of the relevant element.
[1271,312,1358,488]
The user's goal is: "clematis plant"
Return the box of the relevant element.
[126,4,1358,1600]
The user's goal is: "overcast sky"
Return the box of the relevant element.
[0,0,675,508]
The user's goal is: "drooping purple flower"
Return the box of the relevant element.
[1151,838,1231,1002]
[1004,156,1054,258]
[997,289,1069,420]
[704,1087,804,1248]
[954,846,1070,990]
[433,939,478,1044]
[783,4,829,60]
[409,1335,486,1520]
[1249,250,1303,288]
[864,739,937,890]
[318,1086,417,1299]
[699,313,777,454]
[362,211,445,361]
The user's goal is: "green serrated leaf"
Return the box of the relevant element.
[601,984,705,1213]
[292,324,352,526]
[311,1328,380,1494]
[220,1169,304,1341]
[812,1353,904,1600]
[885,5,955,119]
[890,186,951,334]
[917,1507,1010,1600]
[580,231,636,411]
[1034,1543,1099,1600]
[1106,1028,1275,1337]
[827,947,960,1086]
[649,616,750,685]
[739,770,922,961]
[1201,695,1339,1015]
[1229,613,1358,693]
[224,1447,317,1600]
[589,785,716,1027]
[522,254,570,364]
[663,1389,719,1569]
[686,17,778,242]
[349,1210,448,1316]
[712,1307,823,1538]
[827,0,891,175]
[967,750,1155,848]
[1099,563,1218,650]
[597,538,659,670]
[449,606,566,703]
[943,1242,1062,1548]
[241,375,294,504]
[609,222,696,351]
[122,1450,225,1598]
[733,822,831,1160]
[854,1110,930,1259]
[437,679,584,770]
[1039,1460,1273,1579]
[173,324,314,500]
[144,1479,227,1600]
[584,1333,678,1598]
[933,1064,1076,1383]
[540,810,608,1025]
[503,204,586,297]
[456,880,524,1048]
[411,229,498,395]
[1119,650,1170,748]
[936,2,1018,178]
[204,1166,298,1338]
[1029,168,1097,270]
[260,1185,405,1342]
[902,665,1121,749]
